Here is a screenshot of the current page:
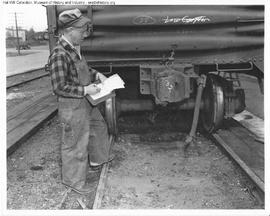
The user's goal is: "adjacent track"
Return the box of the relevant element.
[7,92,58,155]
[7,67,49,89]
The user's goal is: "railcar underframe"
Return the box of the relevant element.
[46,5,264,136]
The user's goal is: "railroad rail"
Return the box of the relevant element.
[7,67,49,89]
[210,118,264,201]
[92,135,114,209]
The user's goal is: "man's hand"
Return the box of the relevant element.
[96,72,107,83]
[84,84,101,96]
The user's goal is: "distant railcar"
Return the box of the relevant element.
[46,5,264,135]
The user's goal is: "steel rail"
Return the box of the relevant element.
[209,128,264,202]
[92,135,114,209]
[7,68,49,89]
[7,67,45,78]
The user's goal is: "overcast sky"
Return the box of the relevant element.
[3,5,47,32]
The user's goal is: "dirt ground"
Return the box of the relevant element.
[7,116,100,210]
[7,109,262,210]
[100,114,262,209]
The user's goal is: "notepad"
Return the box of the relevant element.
[86,74,125,105]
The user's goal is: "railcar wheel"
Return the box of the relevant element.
[201,74,225,133]
[105,96,118,135]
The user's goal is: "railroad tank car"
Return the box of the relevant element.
[46,5,264,135]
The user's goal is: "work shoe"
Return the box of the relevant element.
[63,182,93,195]
[89,154,115,171]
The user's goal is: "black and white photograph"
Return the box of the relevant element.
[0,1,269,215]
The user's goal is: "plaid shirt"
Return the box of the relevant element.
[48,36,85,98]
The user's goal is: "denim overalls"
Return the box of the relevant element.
[50,46,110,188]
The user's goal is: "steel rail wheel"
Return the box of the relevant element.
[201,74,225,133]
[105,96,118,135]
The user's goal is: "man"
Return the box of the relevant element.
[48,8,112,195]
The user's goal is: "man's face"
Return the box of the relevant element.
[70,25,91,46]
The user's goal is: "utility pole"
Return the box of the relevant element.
[15,12,20,55]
